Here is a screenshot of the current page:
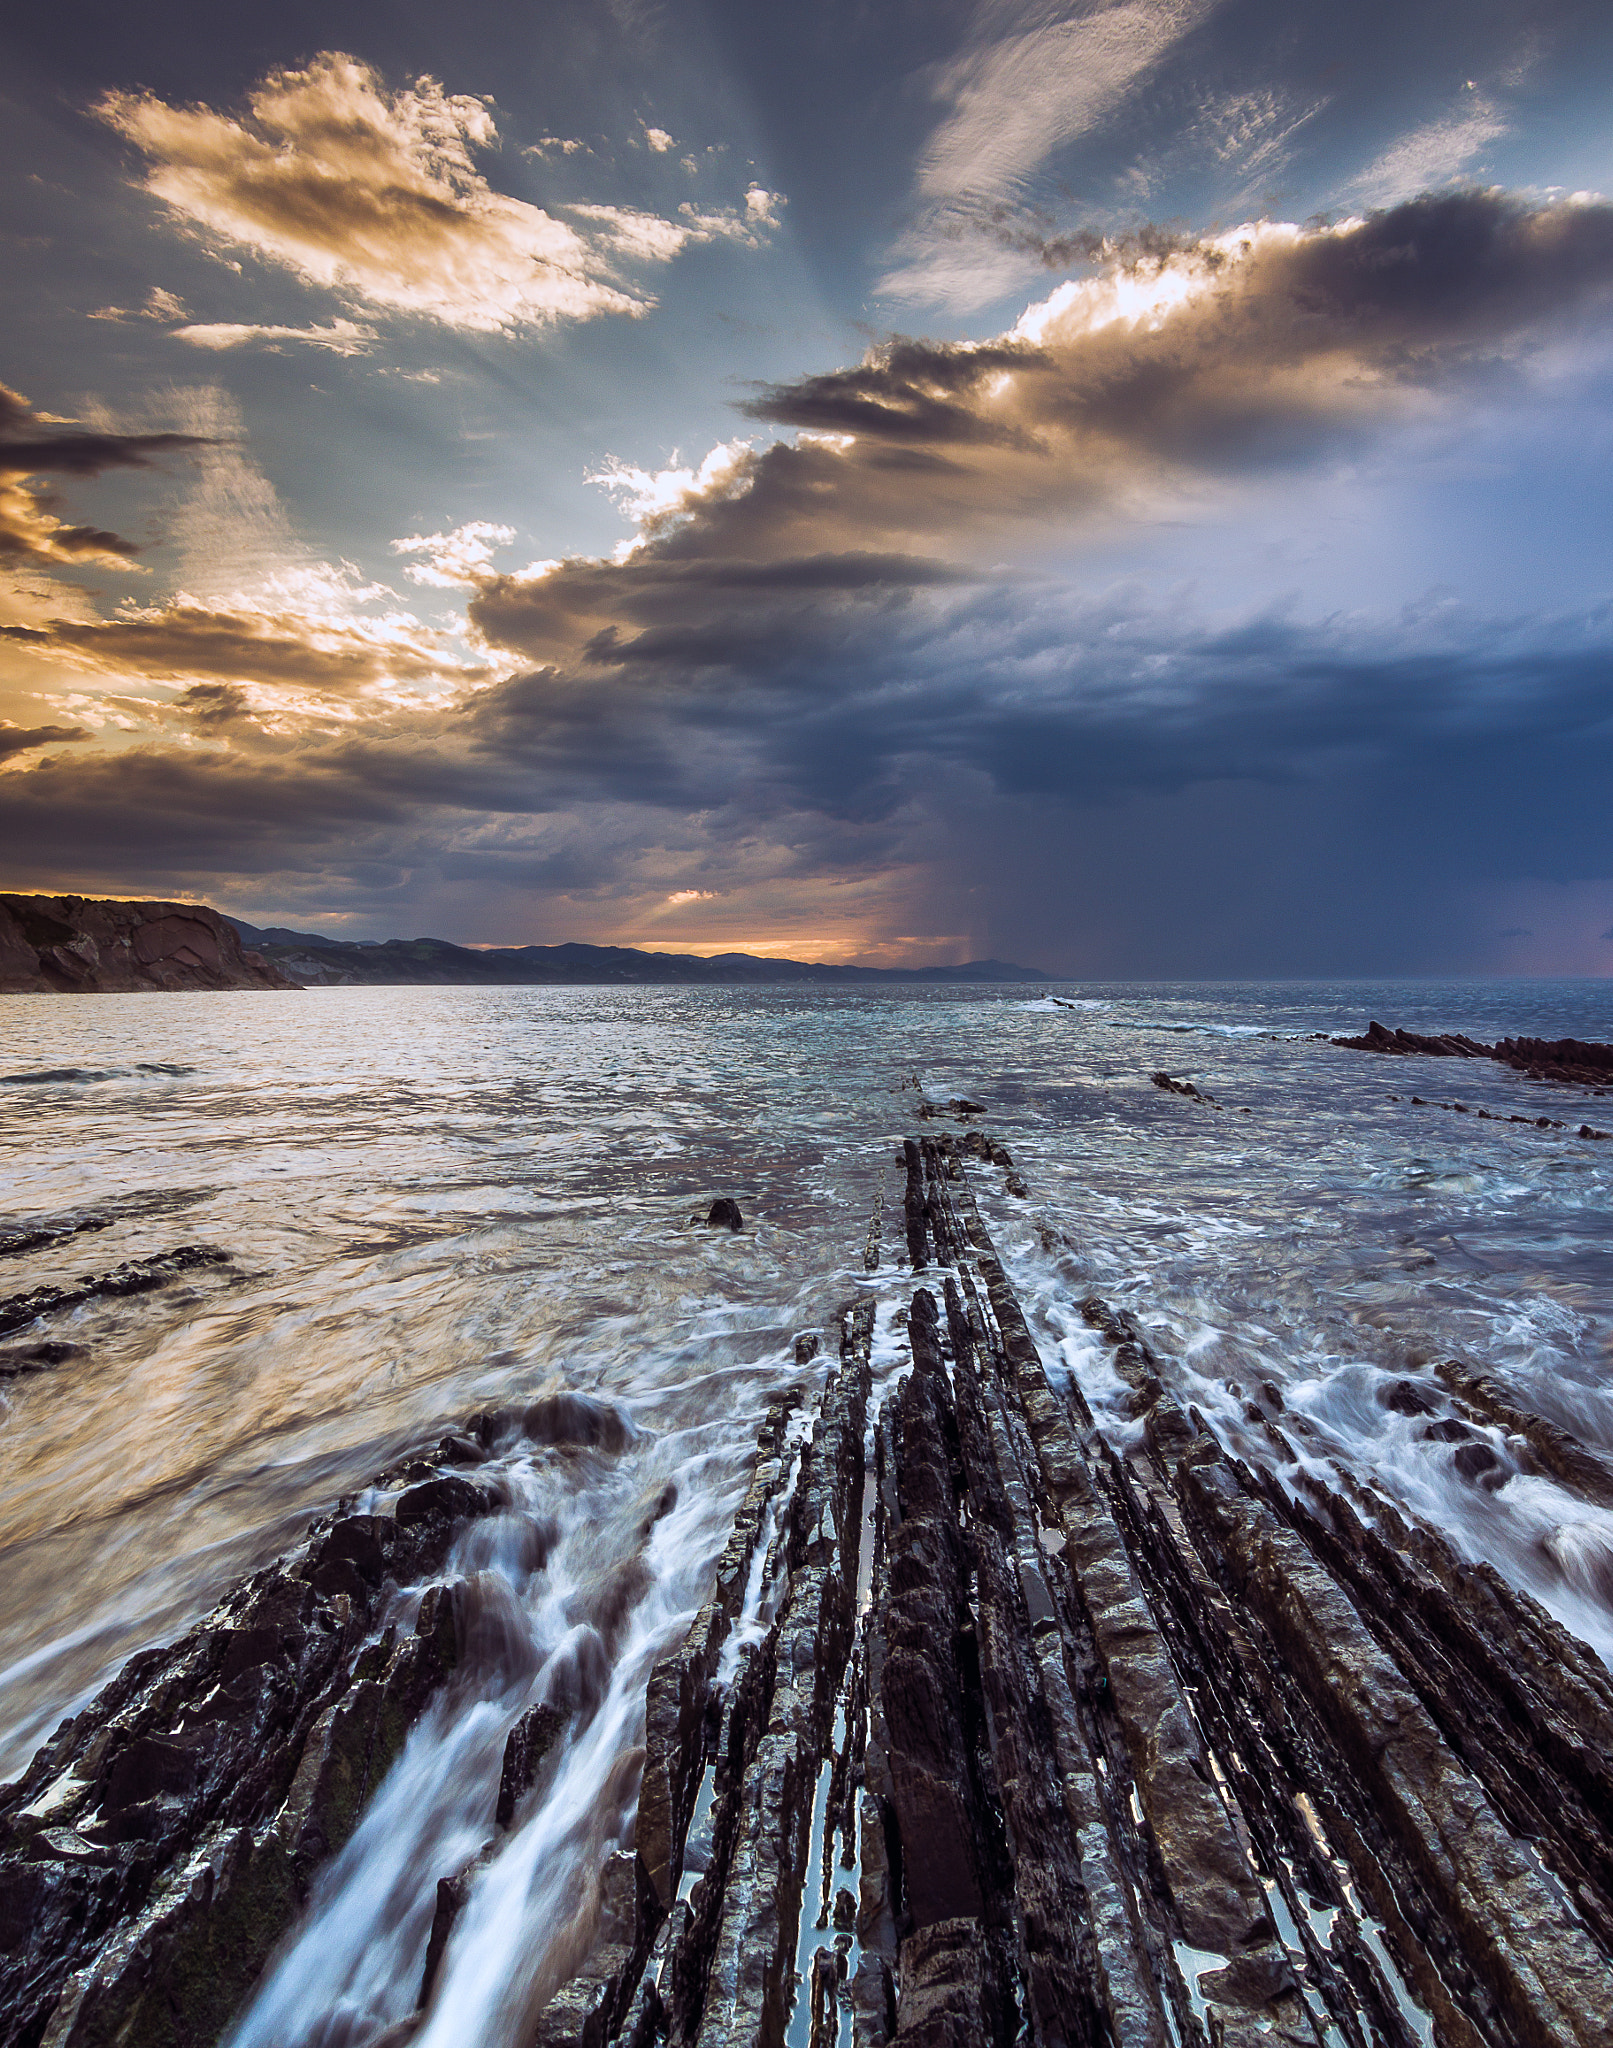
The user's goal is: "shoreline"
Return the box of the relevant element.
[5,1138,1613,2046]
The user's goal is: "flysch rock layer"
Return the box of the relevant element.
[0,897,297,995]
[1332,1022,1613,1095]
[532,1134,1613,2048]
[6,1135,1613,2048]
[0,1411,573,2048]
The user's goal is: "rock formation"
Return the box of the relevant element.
[1334,1022,1613,1094]
[0,1417,522,2048]
[1151,1070,1215,1104]
[5,1137,1613,2046]
[529,1139,1613,2048]
[0,897,297,995]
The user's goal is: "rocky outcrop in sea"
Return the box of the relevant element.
[0,898,296,996]
[4,1135,1613,2046]
[1333,1021,1613,1094]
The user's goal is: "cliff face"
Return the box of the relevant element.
[0,895,298,994]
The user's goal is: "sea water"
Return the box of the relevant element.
[2,980,1611,2047]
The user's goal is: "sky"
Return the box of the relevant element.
[2,0,1612,975]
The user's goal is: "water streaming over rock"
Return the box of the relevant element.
[4,978,1613,2045]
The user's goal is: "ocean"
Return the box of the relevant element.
[4,978,1612,2046]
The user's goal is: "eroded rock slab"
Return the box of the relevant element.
[9,1130,1613,2048]
[527,1132,1613,2048]
[0,1419,521,2048]
[1333,1020,1613,1094]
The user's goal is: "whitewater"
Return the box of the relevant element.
[3,978,1612,2048]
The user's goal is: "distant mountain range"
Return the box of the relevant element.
[225,920,1050,987]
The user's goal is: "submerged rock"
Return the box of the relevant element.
[704,1199,745,1232]
[1151,1069,1216,1104]
[0,1246,231,1341]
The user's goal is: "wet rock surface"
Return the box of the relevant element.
[1151,1071,1216,1105]
[531,1135,1613,2048]
[0,1419,518,2048]
[0,1247,232,1343]
[1335,1021,1613,1094]
[7,1137,1613,2048]
[1393,1095,1612,1139]
[0,1217,112,1262]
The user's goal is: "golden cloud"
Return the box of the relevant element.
[98,53,777,334]
[0,597,488,706]
[467,190,1613,671]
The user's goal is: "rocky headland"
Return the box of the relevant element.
[0,895,1049,993]
[5,1136,1613,2046]
[0,899,295,996]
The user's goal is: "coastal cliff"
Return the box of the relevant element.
[0,897,297,995]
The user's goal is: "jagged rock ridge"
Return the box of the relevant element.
[1334,1021,1613,1094]
[0,1414,540,2048]
[5,1139,1613,2046]
[539,1137,1613,2048]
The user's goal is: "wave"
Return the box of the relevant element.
[1,1067,122,1085]
[1104,1020,1279,1038]
[0,1062,195,1085]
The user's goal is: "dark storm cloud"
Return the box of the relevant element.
[982,216,1204,273]
[0,743,417,876]
[468,551,980,667]
[471,192,1613,685]
[465,574,1613,836]
[0,390,209,478]
[4,575,1610,962]
[0,720,88,759]
[748,191,1613,465]
[0,384,214,566]
[177,683,250,727]
[741,341,1045,446]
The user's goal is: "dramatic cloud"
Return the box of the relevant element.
[0,384,211,567]
[7,171,1612,967]
[97,53,779,334]
[467,192,1613,671]
[5,565,1611,970]
[0,598,486,704]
